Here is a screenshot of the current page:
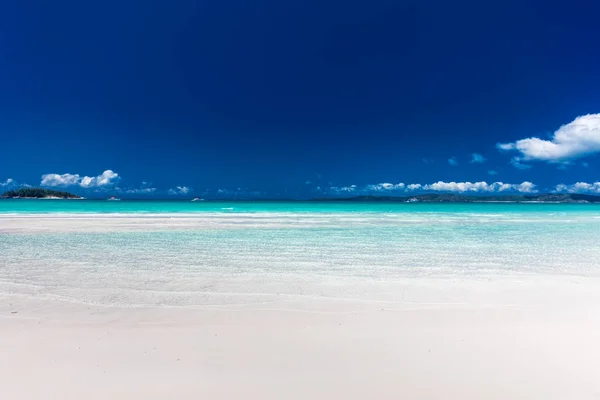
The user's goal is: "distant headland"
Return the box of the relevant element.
[1,188,83,199]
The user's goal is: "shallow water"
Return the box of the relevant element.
[1,202,600,307]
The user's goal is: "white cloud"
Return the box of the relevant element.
[515,181,537,193]
[582,162,589,168]
[1,178,15,187]
[41,173,81,187]
[424,181,489,192]
[488,170,498,175]
[494,183,515,192]
[498,114,600,167]
[555,182,600,194]
[470,153,486,163]
[422,181,537,193]
[326,181,538,195]
[554,184,568,192]
[80,170,119,188]
[41,170,120,188]
[168,186,191,195]
[448,157,459,166]
[365,183,405,192]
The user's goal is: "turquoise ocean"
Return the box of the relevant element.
[2,198,600,214]
[2,200,600,307]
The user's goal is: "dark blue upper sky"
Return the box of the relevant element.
[1,0,600,197]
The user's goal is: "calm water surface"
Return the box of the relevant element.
[1,201,599,307]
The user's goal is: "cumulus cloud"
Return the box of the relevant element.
[81,170,119,188]
[365,183,405,192]
[498,114,600,167]
[327,181,538,195]
[470,153,486,163]
[515,181,537,193]
[168,186,191,195]
[41,170,120,188]
[448,157,459,166]
[555,182,600,194]
[424,181,488,192]
[422,181,537,193]
[41,173,81,187]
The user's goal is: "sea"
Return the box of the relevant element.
[2,200,600,308]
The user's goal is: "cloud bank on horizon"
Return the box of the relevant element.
[3,172,600,196]
[328,181,539,195]
[327,180,600,195]
[555,182,600,194]
[498,114,600,167]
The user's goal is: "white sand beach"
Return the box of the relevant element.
[3,281,600,400]
[2,213,600,399]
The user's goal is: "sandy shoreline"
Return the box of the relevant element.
[2,213,600,399]
[2,276,600,400]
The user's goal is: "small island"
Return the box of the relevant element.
[1,187,83,199]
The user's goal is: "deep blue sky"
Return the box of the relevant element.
[1,0,599,197]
